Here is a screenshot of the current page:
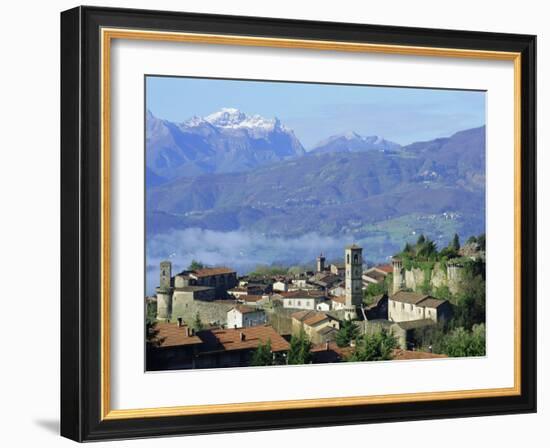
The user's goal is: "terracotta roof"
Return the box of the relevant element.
[376,264,393,274]
[291,310,311,321]
[390,291,431,305]
[280,290,326,299]
[193,267,236,278]
[303,313,330,327]
[230,305,261,315]
[363,270,386,282]
[291,310,330,327]
[175,285,214,292]
[392,349,447,360]
[241,295,266,302]
[330,295,346,304]
[311,341,354,363]
[417,297,447,308]
[205,326,290,353]
[154,322,203,348]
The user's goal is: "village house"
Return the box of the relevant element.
[329,295,347,311]
[291,310,340,344]
[175,267,238,296]
[148,322,289,370]
[227,305,267,329]
[278,290,329,310]
[388,291,452,323]
[362,264,392,287]
[330,263,345,276]
[238,294,270,306]
[272,280,288,292]
[328,283,346,297]
[228,284,266,298]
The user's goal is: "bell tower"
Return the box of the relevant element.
[156,260,173,321]
[345,244,363,308]
[316,253,326,273]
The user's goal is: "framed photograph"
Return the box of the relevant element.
[60,6,536,441]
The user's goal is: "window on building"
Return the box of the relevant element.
[402,303,404,310]
[347,254,350,263]
[354,254,358,263]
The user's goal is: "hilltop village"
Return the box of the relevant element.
[146,235,486,370]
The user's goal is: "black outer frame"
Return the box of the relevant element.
[60,5,537,442]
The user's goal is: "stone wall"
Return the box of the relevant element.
[265,307,295,335]
[170,300,234,327]
[397,262,464,295]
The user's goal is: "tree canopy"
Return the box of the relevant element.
[251,339,273,366]
[346,330,397,362]
[335,319,360,347]
[288,327,312,365]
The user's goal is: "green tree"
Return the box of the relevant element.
[441,324,486,357]
[335,319,359,347]
[363,282,386,304]
[453,273,486,329]
[251,339,273,366]
[346,330,397,362]
[417,239,437,259]
[416,234,426,246]
[451,233,460,251]
[288,327,312,365]
[188,260,204,270]
[467,235,478,245]
[477,233,486,251]
[146,300,157,326]
[192,312,204,331]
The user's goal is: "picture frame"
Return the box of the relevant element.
[60,5,537,442]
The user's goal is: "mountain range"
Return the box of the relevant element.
[146,108,486,259]
[146,108,305,184]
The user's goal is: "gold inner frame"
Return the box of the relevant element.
[100,27,522,421]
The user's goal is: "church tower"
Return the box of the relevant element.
[156,260,173,321]
[316,253,326,273]
[345,244,363,309]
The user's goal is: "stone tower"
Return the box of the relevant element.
[316,253,326,273]
[156,260,173,321]
[392,257,404,294]
[344,244,363,308]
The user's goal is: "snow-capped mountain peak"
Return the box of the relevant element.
[184,108,284,132]
[310,132,401,154]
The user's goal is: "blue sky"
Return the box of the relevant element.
[146,76,486,148]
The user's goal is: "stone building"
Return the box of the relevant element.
[362,264,392,287]
[388,291,452,323]
[291,310,340,344]
[278,290,328,310]
[147,323,289,370]
[227,305,267,329]
[155,261,237,321]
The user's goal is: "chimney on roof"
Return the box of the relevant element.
[240,332,245,341]
[185,327,190,337]
[177,317,183,327]
[325,341,329,351]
